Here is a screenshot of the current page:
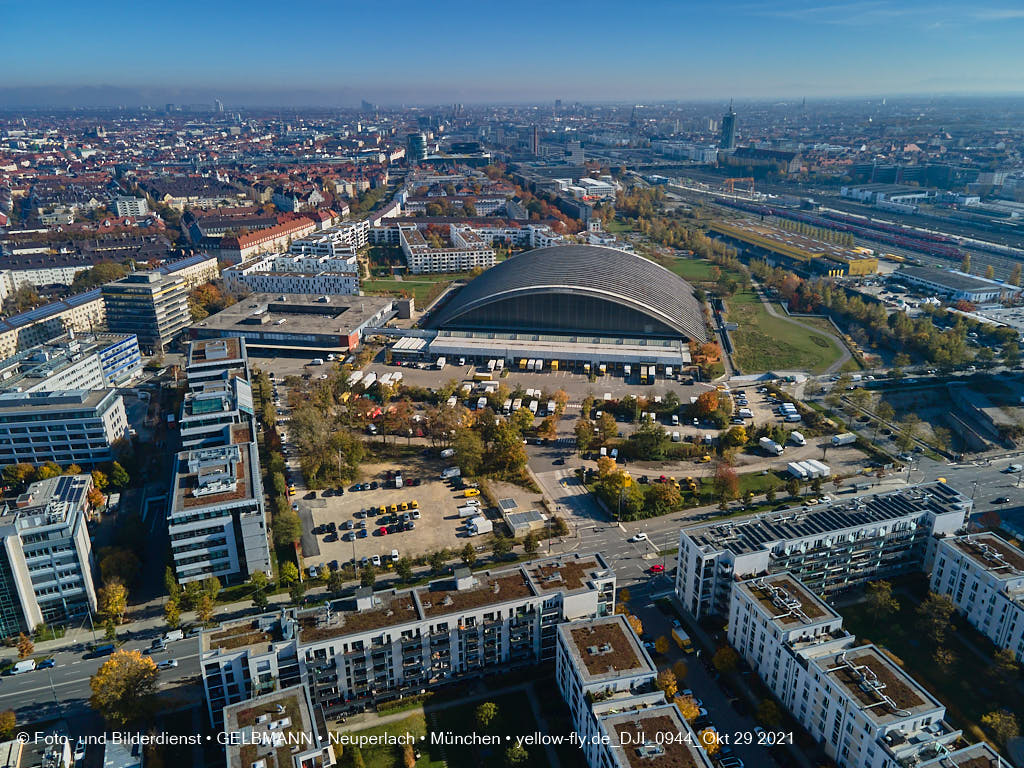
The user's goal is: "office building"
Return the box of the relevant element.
[530,124,540,155]
[0,333,141,393]
[114,197,149,218]
[726,572,989,768]
[719,102,737,150]
[191,294,395,355]
[222,685,336,768]
[200,553,614,726]
[169,337,270,586]
[0,474,99,638]
[895,266,1022,304]
[676,483,971,618]
[407,132,427,163]
[102,272,191,352]
[931,533,1024,661]
[0,389,129,467]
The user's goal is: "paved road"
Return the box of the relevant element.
[757,293,852,375]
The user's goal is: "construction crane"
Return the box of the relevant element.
[724,177,755,195]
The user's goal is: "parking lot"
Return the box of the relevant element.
[298,456,490,572]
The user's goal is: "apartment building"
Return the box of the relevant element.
[215,215,318,264]
[0,474,99,638]
[180,377,254,449]
[222,252,359,296]
[676,483,971,618]
[158,253,220,290]
[0,289,106,360]
[727,573,968,768]
[222,685,336,768]
[931,533,1024,662]
[0,333,141,393]
[185,337,250,388]
[288,221,369,254]
[167,435,271,586]
[0,389,128,467]
[114,196,149,218]
[200,553,615,726]
[399,224,496,274]
[102,272,191,352]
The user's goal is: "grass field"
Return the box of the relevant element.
[727,292,845,374]
[432,691,547,768]
[362,272,471,306]
[841,579,1023,754]
[336,712,444,768]
[606,219,635,233]
[776,307,864,371]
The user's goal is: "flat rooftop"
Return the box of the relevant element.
[915,742,1011,768]
[817,646,939,724]
[561,615,653,683]
[428,332,692,365]
[683,483,967,557]
[170,438,256,514]
[603,706,709,768]
[0,388,114,415]
[898,266,1004,293]
[205,617,284,654]
[299,591,419,641]
[193,293,394,338]
[526,557,608,592]
[951,534,1024,577]
[417,571,533,617]
[738,574,837,627]
[223,685,326,768]
[187,337,245,367]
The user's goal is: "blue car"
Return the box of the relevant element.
[37,659,55,669]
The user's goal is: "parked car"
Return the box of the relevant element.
[157,659,178,670]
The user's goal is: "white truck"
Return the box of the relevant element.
[11,659,36,674]
[759,437,784,456]
[459,505,482,518]
[436,357,447,369]
[512,398,523,411]
[440,448,455,458]
[547,399,557,415]
[441,466,461,480]
[476,396,487,411]
[346,370,364,386]
[502,398,513,414]
[528,400,538,414]
[789,431,807,446]
[831,433,857,446]
[787,461,809,479]
[467,516,493,535]
[362,372,377,388]
[672,431,681,442]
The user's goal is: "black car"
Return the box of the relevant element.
[324,532,338,542]
[369,481,379,490]
[639,475,649,484]
[993,496,1011,504]
[322,488,333,497]
[327,522,337,533]
[405,521,415,531]
[328,560,339,571]
[553,457,565,465]
[387,524,401,534]
[413,478,422,486]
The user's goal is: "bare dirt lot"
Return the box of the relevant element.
[299,455,487,570]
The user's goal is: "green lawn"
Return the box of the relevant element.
[431,691,548,768]
[727,292,845,374]
[660,257,717,282]
[841,581,1023,751]
[362,278,455,306]
[336,712,444,768]
[606,219,635,233]
[775,307,864,371]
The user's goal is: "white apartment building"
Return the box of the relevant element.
[222,252,359,296]
[185,337,250,389]
[222,685,336,768]
[179,377,254,449]
[288,221,369,255]
[0,333,141,393]
[200,553,615,726]
[728,573,968,768]
[931,533,1024,662]
[0,474,99,638]
[556,614,715,768]
[676,483,971,618]
[399,224,496,274]
[0,389,128,467]
[0,289,107,360]
[114,196,149,218]
[167,438,271,586]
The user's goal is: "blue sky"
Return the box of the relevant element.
[4,0,1024,104]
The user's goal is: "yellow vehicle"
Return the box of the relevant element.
[288,487,296,496]
[378,505,387,515]
[464,488,480,498]
[388,504,398,514]
[409,500,419,509]
[670,478,680,489]
[698,455,711,463]
[399,501,408,511]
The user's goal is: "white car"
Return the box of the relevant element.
[371,555,382,567]
[629,533,648,542]
[157,659,178,670]
[464,499,482,507]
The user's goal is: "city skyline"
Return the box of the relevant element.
[5,0,1024,106]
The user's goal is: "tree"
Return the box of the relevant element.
[961,254,971,274]
[865,581,899,620]
[598,412,617,441]
[786,478,801,498]
[164,599,181,629]
[985,265,995,280]
[351,747,365,768]
[693,390,719,418]
[452,429,485,475]
[981,710,1019,748]
[35,461,62,481]
[712,646,739,674]
[523,532,538,554]
[698,729,720,756]
[655,669,678,699]
[109,462,130,489]
[430,551,447,573]
[100,548,141,587]
[674,695,700,721]
[289,580,306,605]
[89,650,158,725]
[989,647,1019,689]
[551,516,569,536]
[933,646,955,673]
[460,543,477,566]
[274,511,301,547]
[574,419,595,454]
[875,400,895,424]
[16,633,33,659]
[279,562,299,586]
[195,594,214,624]
[672,660,688,682]
[395,557,414,582]
[713,464,740,502]
[253,590,269,611]
[91,469,109,491]
[654,635,670,655]
[360,567,376,588]
[916,592,955,645]
[327,569,345,594]
[504,744,529,767]
[757,699,783,728]
[492,535,513,558]
[87,486,106,509]
[475,701,498,729]
[99,582,128,624]
[0,711,15,741]
[626,614,644,637]
[2,463,35,489]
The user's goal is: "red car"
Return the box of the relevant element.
[378,527,388,536]
[649,564,665,574]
